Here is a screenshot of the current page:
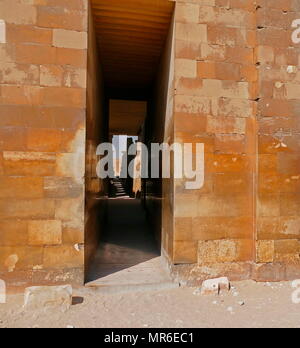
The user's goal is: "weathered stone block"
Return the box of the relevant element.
[53,29,87,49]
[175,59,197,78]
[56,47,87,68]
[0,62,39,85]
[27,128,62,152]
[207,116,246,134]
[40,87,86,108]
[56,153,85,184]
[0,20,5,44]
[2,151,56,177]
[28,220,62,246]
[176,23,207,43]
[176,2,200,23]
[0,176,44,199]
[16,45,56,65]
[24,285,72,311]
[37,6,87,31]
[0,246,43,272]
[0,199,55,220]
[0,127,26,151]
[174,241,198,263]
[174,217,193,241]
[0,220,28,247]
[6,24,52,45]
[44,177,82,199]
[40,65,63,87]
[257,240,274,263]
[174,95,211,115]
[0,1,37,25]
[43,245,83,269]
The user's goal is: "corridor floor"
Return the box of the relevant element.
[86,199,174,290]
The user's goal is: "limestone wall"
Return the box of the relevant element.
[255,0,300,281]
[144,13,175,256]
[171,0,300,284]
[173,0,256,280]
[1,0,300,288]
[0,0,89,290]
[84,1,107,280]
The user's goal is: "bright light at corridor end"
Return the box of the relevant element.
[96,142,205,190]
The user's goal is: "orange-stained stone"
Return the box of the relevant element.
[213,173,252,194]
[62,227,84,244]
[174,113,207,133]
[198,239,253,264]
[192,216,253,241]
[37,6,87,31]
[27,128,62,152]
[40,0,86,11]
[0,62,39,86]
[0,220,28,246]
[2,0,300,286]
[257,193,280,217]
[43,245,84,269]
[44,177,82,199]
[6,24,53,44]
[215,134,246,154]
[0,247,43,272]
[174,217,193,241]
[15,44,56,65]
[256,240,274,263]
[0,199,55,220]
[274,240,300,264]
[196,193,252,218]
[0,85,41,106]
[174,241,198,264]
[2,151,56,177]
[40,65,63,87]
[226,46,254,64]
[0,127,26,151]
[207,153,252,173]
[40,87,86,108]
[0,176,44,199]
[28,220,62,246]
[38,107,85,129]
[56,47,87,68]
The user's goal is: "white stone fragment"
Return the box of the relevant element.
[0,279,6,304]
[287,65,297,74]
[0,20,6,44]
[201,277,230,295]
[24,285,72,312]
[275,81,284,89]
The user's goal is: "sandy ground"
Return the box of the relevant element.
[0,280,300,328]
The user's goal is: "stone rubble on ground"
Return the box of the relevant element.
[201,277,230,296]
[193,288,201,296]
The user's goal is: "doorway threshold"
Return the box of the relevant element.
[85,256,178,294]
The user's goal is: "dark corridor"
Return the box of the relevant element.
[86,198,162,286]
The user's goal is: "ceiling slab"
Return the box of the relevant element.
[91,0,175,90]
[109,100,147,136]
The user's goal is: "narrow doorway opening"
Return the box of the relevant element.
[85,0,175,288]
[87,131,160,285]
